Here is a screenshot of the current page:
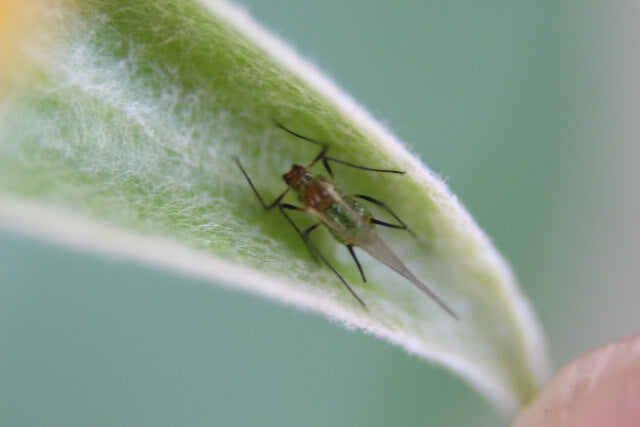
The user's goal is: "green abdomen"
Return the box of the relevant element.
[322,196,372,245]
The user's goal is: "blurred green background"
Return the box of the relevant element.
[2,1,638,426]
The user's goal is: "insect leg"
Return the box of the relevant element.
[274,121,328,168]
[301,224,321,263]
[278,204,368,309]
[352,194,417,237]
[347,245,367,283]
[324,157,405,176]
[302,223,320,240]
[277,204,319,263]
[235,157,290,210]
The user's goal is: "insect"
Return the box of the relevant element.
[235,122,457,319]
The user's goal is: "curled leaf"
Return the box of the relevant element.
[0,0,549,414]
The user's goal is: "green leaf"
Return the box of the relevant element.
[0,0,548,415]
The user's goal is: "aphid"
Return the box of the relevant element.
[235,122,457,319]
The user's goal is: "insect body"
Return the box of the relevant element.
[236,123,457,319]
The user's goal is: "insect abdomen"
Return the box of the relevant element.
[324,197,372,245]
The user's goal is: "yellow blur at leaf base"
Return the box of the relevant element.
[0,0,44,85]
[0,0,548,415]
